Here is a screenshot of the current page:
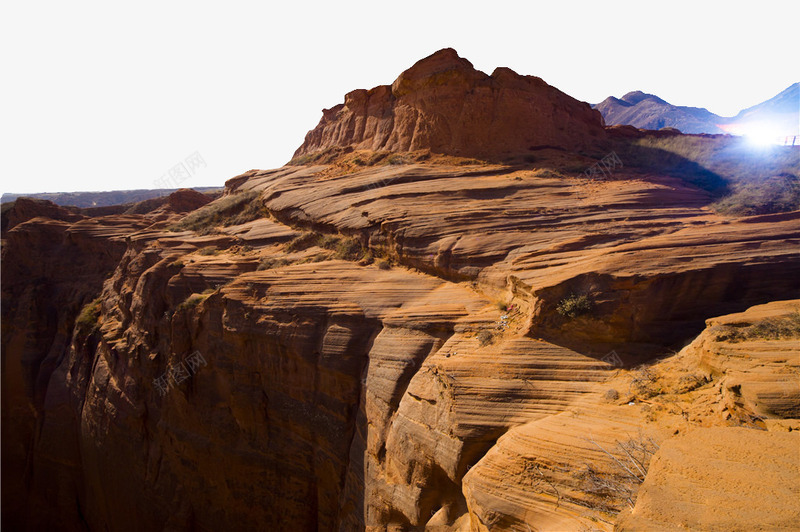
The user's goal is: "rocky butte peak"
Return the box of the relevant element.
[293,48,607,161]
[165,188,213,212]
[621,90,667,105]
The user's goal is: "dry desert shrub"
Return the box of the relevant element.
[285,232,320,252]
[580,433,660,511]
[198,246,219,256]
[557,293,593,318]
[476,330,494,346]
[629,367,661,398]
[284,231,370,261]
[746,312,800,339]
[711,311,800,342]
[169,190,263,234]
[257,257,290,271]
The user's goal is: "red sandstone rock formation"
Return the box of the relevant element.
[1,197,84,232]
[294,48,607,161]
[3,51,799,532]
[163,188,214,213]
[4,157,799,531]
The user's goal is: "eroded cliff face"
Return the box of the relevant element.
[1,203,152,530]
[3,51,800,532]
[3,154,799,531]
[293,48,607,161]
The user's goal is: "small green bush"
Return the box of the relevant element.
[177,289,215,312]
[376,259,391,270]
[198,246,219,256]
[76,298,102,334]
[556,294,593,318]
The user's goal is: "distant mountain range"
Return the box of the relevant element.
[594,83,799,136]
[1,186,222,208]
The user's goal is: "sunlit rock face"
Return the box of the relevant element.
[294,48,607,161]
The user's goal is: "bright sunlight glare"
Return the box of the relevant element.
[721,121,796,147]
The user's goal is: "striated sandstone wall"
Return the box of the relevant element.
[3,161,799,531]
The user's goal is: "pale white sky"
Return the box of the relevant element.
[1,0,797,194]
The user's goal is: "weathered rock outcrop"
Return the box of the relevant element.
[244,162,800,358]
[1,211,152,530]
[461,299,800,531]
[294,48,607,161]
[1,197,84,232]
